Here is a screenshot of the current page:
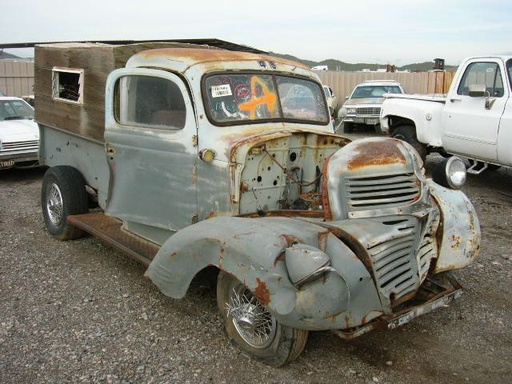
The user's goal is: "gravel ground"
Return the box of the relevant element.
[1,142,511,383]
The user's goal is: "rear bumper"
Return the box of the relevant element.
[332,273,462,339]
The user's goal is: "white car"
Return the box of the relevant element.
[338,80,404,133]
[323,85,338,117]
[0,96,39,169]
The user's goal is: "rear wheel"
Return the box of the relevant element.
[41,166,89,240]
[391,125,427,161]
[217,271,309,366]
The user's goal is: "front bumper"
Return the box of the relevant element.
[0,149,39,169]
[344,115,380,126]
[332,273,462,339]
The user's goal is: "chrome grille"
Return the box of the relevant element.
[356,107,380,116]
[369,219,417,300]
[367,217,437,304]
[345,173,420,212]
[1,140,39,151]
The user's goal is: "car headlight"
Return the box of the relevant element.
[346,107,356,114]
[432,156,467,189]
[285,243,332,286]
[338,107,348,119]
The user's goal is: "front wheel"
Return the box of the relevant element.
[41,166,89,240]
[216,271,309,366]
[391,125,427,161]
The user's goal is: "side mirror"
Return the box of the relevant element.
[468,84,496,109]
[468,84,487,97]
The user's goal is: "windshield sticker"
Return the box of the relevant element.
[211,84,232,98]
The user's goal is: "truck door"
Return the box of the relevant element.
[104,68,198,241]
[442,60,507,162]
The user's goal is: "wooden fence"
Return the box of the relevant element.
[0,59,34,97]
[317,70,455,112]
[0,59,455,106]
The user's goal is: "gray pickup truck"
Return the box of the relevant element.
[36,40,480,366]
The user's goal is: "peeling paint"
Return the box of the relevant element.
[347,139,406,170]
[255,278,271,306]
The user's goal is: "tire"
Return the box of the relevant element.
[344,122,354,133]
[41,166,89,240]
[216,271,309,366]
[391,125,428,161]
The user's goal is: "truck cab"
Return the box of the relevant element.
[381,56,512,173]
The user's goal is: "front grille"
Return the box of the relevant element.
[1,140,39,151]
[356,107,381,116]
[367,216,437,304]
[369,218,417,300]
[345,172,420,212]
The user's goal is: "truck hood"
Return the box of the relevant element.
[222,126,347,163]
[0,119,39,142]
[384,93,447,103]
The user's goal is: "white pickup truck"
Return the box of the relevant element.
[380,56,512,174]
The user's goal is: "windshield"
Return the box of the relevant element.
[204,73,329,125]
[351,85,403,99]
[0,99,34,121]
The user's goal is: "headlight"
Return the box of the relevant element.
[285,243,332,286]
[346,107,356,114]
[432,156,466,189]
[338,107,347,119]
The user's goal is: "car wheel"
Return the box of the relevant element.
[344,122,354,133]
[391,125,427,161]
[217,271,309,366]
[41,166,89,240]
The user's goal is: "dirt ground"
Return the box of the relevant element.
[1,135,511,383]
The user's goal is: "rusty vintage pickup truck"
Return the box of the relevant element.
[36,40,480,366]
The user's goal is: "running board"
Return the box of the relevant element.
[67,213,159,267]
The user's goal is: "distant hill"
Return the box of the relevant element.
[0,47,457,72]
[0,50,21,59]
[269,52,458,72]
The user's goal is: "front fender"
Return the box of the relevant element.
[428,181,481,272]
[382,97,445,147]
[145,216,383,330]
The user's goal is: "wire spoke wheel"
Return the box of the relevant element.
[217,271,308,366]
[46,183,64,226]
[227,286,277,349]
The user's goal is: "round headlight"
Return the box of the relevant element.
[432,156,466,189]
[338,108,347,119]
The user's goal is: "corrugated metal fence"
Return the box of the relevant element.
[0,59,454,104]
[0,59,35,97]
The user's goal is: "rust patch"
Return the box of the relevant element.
[451,234,461,249]
[255,278,271,306]
[347,140,406,170]
[322,154,333,221]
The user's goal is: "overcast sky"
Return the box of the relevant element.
[1,0,511,66]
